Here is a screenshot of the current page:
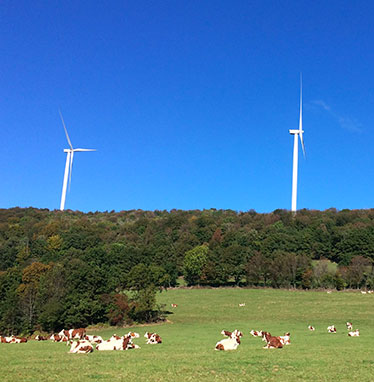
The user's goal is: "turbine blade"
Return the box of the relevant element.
[59,110,73,150]
[299,133,306,158]
[74,148,96,152]
[299,74,306,158]
[68,151,74,192]
[299,74,303,133]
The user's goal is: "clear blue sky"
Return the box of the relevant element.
[1,1,374,213]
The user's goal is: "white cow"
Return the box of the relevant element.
[215,336,240,351]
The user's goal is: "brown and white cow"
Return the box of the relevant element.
[308,325,315,331]
[50,334,69,342]
[250,330,262,337]
[144,332,162,344]
[221,329,243,338]
[346,322,353,330]
[69,340,94,354]
[35,335,48,341]
[10,336,27,343]
[327,325,337,333]
[171,303,178,308]
[58,328,86,340]
[96,335,139,351]
[348,329,360,337]
[215,335,240,351]
[279,332,291,345]
[261,331,283,349]
[84,335,103,344]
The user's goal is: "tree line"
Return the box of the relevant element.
[0,207,374,335]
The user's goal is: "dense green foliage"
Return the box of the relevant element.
[0,207,374,334]
[1,288,374,382]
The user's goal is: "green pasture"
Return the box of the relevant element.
[1,288,374,382]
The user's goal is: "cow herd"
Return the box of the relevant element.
[314,321,360,337]
[215,320,360,351]
[0,328,163,354]
[215,328,291,350]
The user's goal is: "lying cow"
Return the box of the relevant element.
[144,332,162,344]
[308,325,315,331]
[50,334,69,342]
[35,335,48,341]
[0,335,27,343]
[327,325,337,333]
[279,332,291,345]
[215,336,240,351]
[69,340,94,354]
[250,330,262,337]
[215,330,242,351]
[261,331,283,349]
[221,329,243,338]
[96,335,139,351]
[10,336,27,343]
[346,322,353,330]
[84,335,103,344]
[58,328,86,340]
[348,329,360,337]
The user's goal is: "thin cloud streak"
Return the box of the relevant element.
[309,100,362,133]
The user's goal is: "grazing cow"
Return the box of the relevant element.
[69,340,94,354]
[0,336,8,343]
[346,322,353,330]
[361,291,367,295]
[171,304,178,308]
[327,325,337,333]
[238,303,245,307]
[144,332,162,344]
[368,290,373,294]
[308,325,315,331]
[250,330,262,337]
[348,329,360,337]
[261,331,283,349]
[84,335,103,344]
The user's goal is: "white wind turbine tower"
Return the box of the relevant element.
[289,77,306,213]
[59,111,96,211]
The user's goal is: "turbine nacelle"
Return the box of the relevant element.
[289,129,304,135]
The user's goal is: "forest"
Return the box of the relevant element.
[0,207,374,335]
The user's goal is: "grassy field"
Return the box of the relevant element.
[1,288,374,382]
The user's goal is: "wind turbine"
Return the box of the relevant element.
[289,77,306,213]
[59,111,96,211]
